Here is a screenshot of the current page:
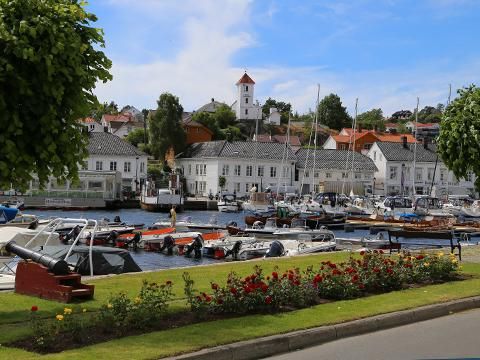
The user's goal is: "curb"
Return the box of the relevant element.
[166,296,480,360]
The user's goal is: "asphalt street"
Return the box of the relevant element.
[265,308,480,360]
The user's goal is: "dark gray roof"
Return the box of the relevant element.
[196,100,227,113]
[88,132,146,156]
[296,149,377,172]
[376,142,438,162]
[180,141,297,161]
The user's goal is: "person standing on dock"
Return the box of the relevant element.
[170,205,177,228]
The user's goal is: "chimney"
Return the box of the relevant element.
[104,126,109,133]
[423,137,428,149]
[211,98,214,103]
[402,136,407,149]
[358,125,362,133]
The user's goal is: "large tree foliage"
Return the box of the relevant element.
[213,104,237,128]
[262,98,292,124]
[149,93,185,160]
[437,85,480,189]
[125,128,147,147]
[192,105,242,141]
[90,101,118,121]
[0,0,112,189]
[317,94,352,130]
[357,108,385,131]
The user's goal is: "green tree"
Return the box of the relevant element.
[221,126,243,141]
[417,105,442,123]
[125,128,147,147]
[149,93,186,160]
[218,176,226,191]
[192,112,223,140]
[356,108,385,131]
[262,98,292,124]
[396,122,410,134]
[437,85,480,189]
[90,100,119,121]
[212,104,237,128]
[317,94,352,130]
[0,0,112,190]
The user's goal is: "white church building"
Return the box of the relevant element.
[230,73,262,122]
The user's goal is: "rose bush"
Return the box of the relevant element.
[184,251,460,314]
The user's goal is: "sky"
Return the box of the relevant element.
[89,0,480,117]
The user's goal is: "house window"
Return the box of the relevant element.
[245,98,249,104]
[466,171,473,182]
[140,162,145,173]
[195,165,199,175]
[326,172,331,178]
[373,151,376,161]
[245,183,250,192]
[188,164,192,175]
[363,143,372,150]
[270,166,277,178]
[389,166,397,180]
[95,161,103,171]
[342,172,348,179]
[427,168,434,181]
[81,161,88,170]
[283,167,289,178]
[246,165,252,177]
[234,165,241,176]
[124,162,131,172]
[234,183,241,193]
[222,164,229,176]
[89,124,95,131]
[440,169,445,182]
[314,172,319,178]
[355,173,361,179]
[245,109,248,115]
[245,85,248,92]
[199,181,206,193]
[339,144,347,150]
[304,170,309,178]
[257,165,264,177]
[415,168,422,181]
[110,161,117,171]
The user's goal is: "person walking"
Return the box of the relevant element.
[170,205,177,228]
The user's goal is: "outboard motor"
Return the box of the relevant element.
[224,240,242,260]
[106,230,119,245]
[227,221,237,227]
[63,225,81,244]
[159,235,175,255]
[253,220,263,229]
[113,216,121,223]
[185,235,203,258]
[265,240,285,258]
[126,232,141,250]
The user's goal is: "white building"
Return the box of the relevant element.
[367,140,477,197]
[101,113,144,138]
[294,149,377,195]
[266,107,281,125]
[176,141,296,197]
[84,132,148,191]
[231,73,262,121]
[79,117,103,132]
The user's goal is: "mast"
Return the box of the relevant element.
[411,97,419,198]
[341,100,357,195]
[312,85,320,195]
[300,109,315,194]
[276,112,290,198]
[446,84,452,200]
[349,98,359,196]
[253,111,259,194]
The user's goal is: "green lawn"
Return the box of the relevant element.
[1,252,479,359]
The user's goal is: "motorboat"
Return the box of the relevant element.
[271,218,336,242]
[242,218,281,238]
[242,192,275,212]
[413,196,453,218]
[217,193,240,213]
[265,239,337,257]
[0,213,47,229]
[376,196,414,217]
[0,227,61,253]
[1,198,25,210]
[0,206,18,224]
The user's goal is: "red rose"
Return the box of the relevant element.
[416,255,424,260]
[261,284,268,293]
[360,250,365,256]
[328,263,337,269]
[230,287,238,295]
[272,271,278,279]
[205,295,212,302]
[217,298,224,305]
[373,267,380,273]
[211,283,219,290]
[351,274,359,283]
[265,296,272,304]
[379,249,384,254]
[359,283,365,289]
[31,306,38,312]
[288,273,294,281]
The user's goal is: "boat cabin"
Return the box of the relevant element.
[290,218,308,229]
[383,197,413,210]
[315,193,349,207]
[414,196,442,210]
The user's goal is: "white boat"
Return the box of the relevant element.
[1,198,25,210]
[242,192,275,212]
[375,196,414,217]
[272,218,336,242]
[413,196,453,218]
[140,175,184,212]
[217,193,240,213]
[0,226,61,251]
[242,218,281,238]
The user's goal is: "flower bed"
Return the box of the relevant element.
[184,250,460,314]
[10,251,460,353]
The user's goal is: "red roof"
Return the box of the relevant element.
[236,72,255,85]
[413,122,439,128]
[82,117,98,124]
[102,114,132,123]
[332,132,417,144]
[255,134,301,146]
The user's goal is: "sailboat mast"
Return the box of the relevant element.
[312,84,320,195]
[350,98,359,196]
[446,84,452,201]
[411,97,419,198]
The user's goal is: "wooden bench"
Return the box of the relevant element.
[387,229,461,260]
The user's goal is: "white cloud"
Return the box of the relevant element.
[94,0,480,118]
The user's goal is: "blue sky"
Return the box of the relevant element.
[89,0,480,116]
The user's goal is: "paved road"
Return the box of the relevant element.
[266,309,480,360]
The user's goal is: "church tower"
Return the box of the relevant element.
[235,72,259,121]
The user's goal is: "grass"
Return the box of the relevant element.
[1,251,479,359]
